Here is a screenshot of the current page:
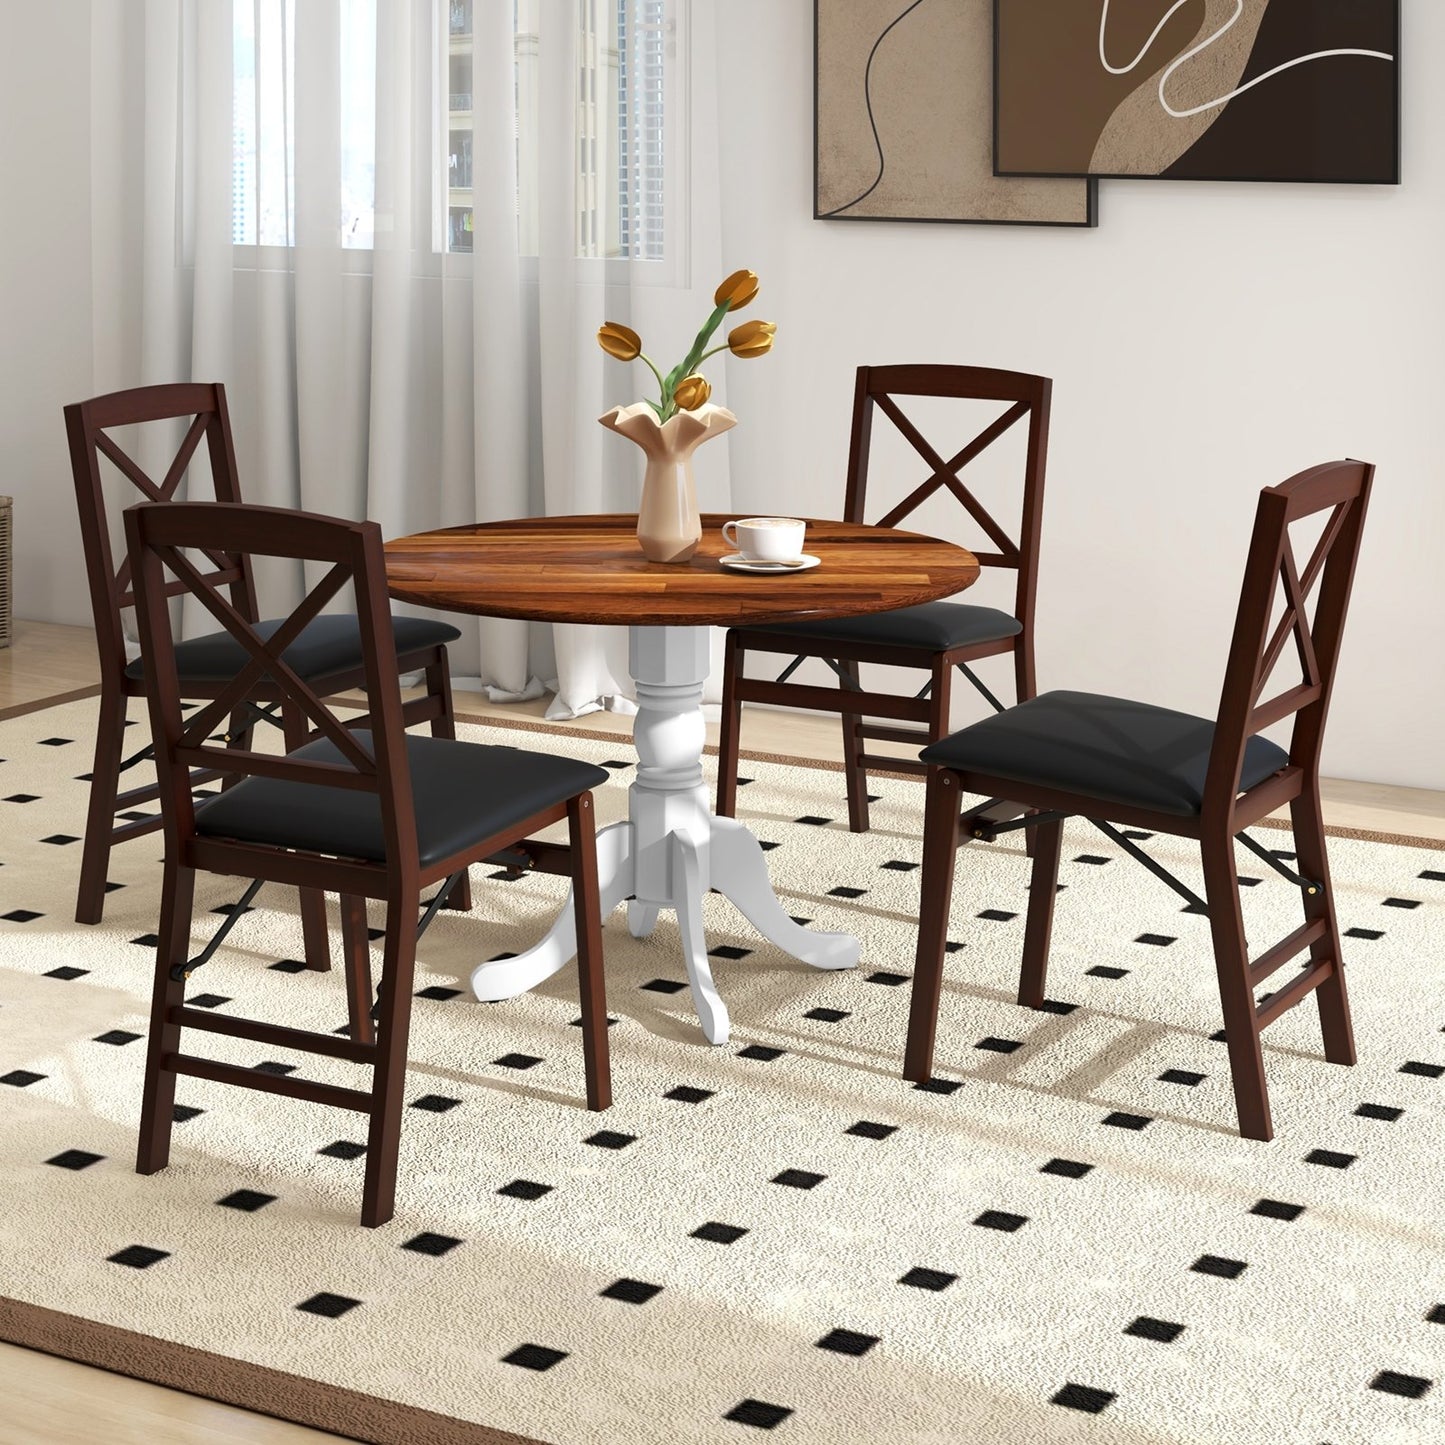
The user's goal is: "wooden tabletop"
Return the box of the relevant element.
[384,514,979,627]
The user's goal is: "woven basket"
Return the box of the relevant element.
[0,496,11,648]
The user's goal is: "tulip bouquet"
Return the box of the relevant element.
[597,269,776,421]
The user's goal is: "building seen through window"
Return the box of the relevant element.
[233,0,672,260]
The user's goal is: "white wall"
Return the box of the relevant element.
[0,1,96,626]
[2,0,1440,787]
[715,0,1445,791]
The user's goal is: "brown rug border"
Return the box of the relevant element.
[0,695,1438,1442]
[0,1295,544,1445]
[0,682,102,723]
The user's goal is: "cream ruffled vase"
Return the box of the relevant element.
[600,402,737,563]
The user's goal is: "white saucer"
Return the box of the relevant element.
[719,552,821,574]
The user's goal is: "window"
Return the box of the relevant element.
[232,0,684,268]
[451,0,680,264]
[231,0,377,249]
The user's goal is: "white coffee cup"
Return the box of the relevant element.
[722,516,806,563]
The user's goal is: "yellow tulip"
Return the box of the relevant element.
[714,269,760,310]
[672,374,711,410]
[727,320,777,358]
[597,321,642,361]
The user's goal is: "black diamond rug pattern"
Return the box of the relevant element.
[0,699,1443,1443]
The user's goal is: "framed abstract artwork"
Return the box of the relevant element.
[815,0,1096,226]
[994,0,1400,184]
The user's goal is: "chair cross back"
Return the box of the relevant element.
[1208,462,1373,813]
[159,548,376,780]
[124,502,412,853]
[903,458,1374,1143]
[67,383,255,673]
[66,380,469,941]
[844,365,1050,586]
[122,498,612,1229]
[714,363,1054,837]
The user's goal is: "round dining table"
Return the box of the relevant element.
[385,513,979,1045]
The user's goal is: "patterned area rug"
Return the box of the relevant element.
[1,697,1443,1445]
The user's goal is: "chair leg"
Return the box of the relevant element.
[1019,817,1063,1009]
[361,882,421,1228]
[568,792,612,1111]
[339,894,377,1048]
[1200,831,1273,1142]
[715,633,744,819]
[840,660,870,834]
[928,653,954,746]
[1011,643,1038,859]
[281,700,332,972]
[1291,782,1356,1066]
[1012,632,1037,706]
[424,651,473,912]
[904,770,961,1082]
[136,863,196,1175]
[76,686,127,925]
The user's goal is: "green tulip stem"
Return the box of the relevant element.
[668,300,732,391]
[637,352,667,396]
[696,343,730,364]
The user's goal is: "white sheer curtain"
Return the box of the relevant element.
[95,0,731,716]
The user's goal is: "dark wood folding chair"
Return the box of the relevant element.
[717,365,1051,833]
[905,460,1374,1140]
[68,382,471,968]
[125,501,612,1227]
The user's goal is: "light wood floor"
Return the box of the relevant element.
[0,619,103,713]
[3,619,1443,1445]
[0,1343,350,1445]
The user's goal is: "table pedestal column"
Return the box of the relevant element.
[470,625,860,1043]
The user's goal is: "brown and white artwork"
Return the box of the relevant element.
[994,0,1399,184]
[814,0,1095,226]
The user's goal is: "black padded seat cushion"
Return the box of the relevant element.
[195,733,608,869]
[126,614,461,684]
[742,602,1021,652]
[921,690,1290,818]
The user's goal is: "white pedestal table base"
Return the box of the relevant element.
[470,626,861,1043]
